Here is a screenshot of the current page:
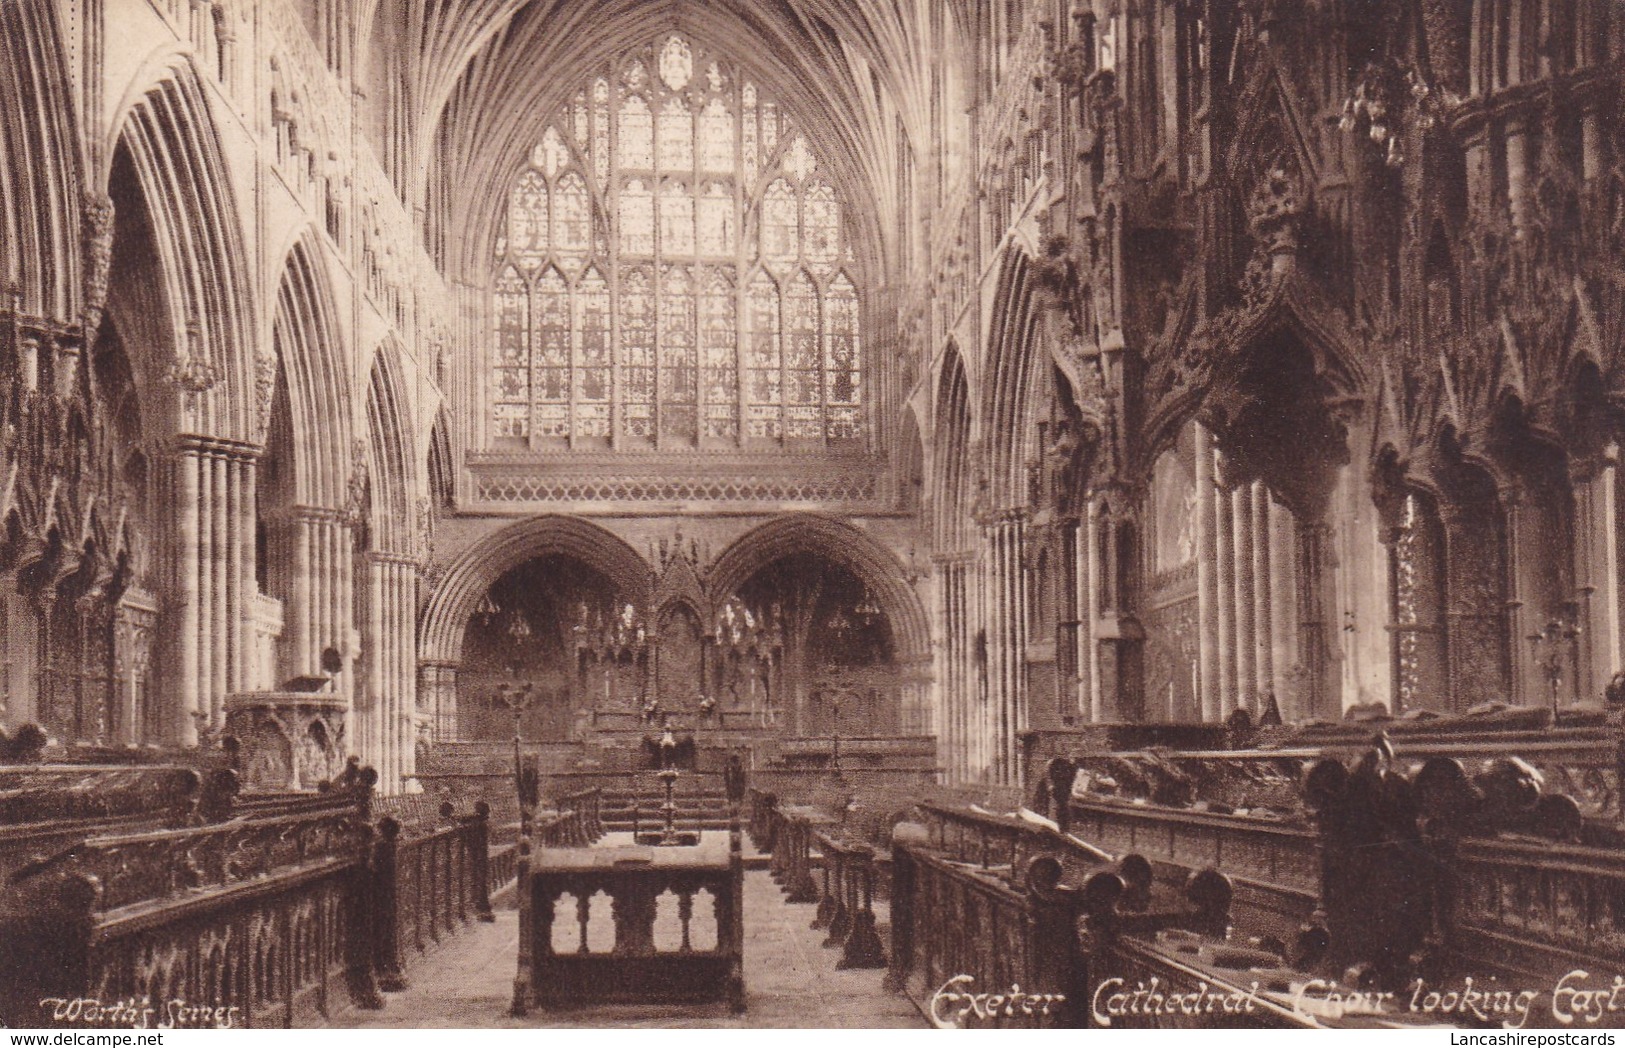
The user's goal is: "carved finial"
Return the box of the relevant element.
[343,438,370,528]
[81,192,116,339]
[167,321,222,417]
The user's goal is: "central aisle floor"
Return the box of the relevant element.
[331,868,926,1028]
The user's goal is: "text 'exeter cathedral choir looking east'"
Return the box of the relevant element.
[1,0,1623,1031]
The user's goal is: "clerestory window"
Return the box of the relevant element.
[490,33,863,451]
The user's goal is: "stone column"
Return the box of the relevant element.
[175,444,202,745]
[995,518,1015,783]
[1502,492,1529,706]
[1214,451,1236,714]
[318,517,335,680]
[392,556,416,786]
[1505,115,1531,235]
[1085,500,1104,721]
[1573,474,1598,700]
[288,512,313,678]
[994,519,1007,779]
[211,450,230,725]
[975,553,992,778]
[1269,498,1298,718]
[1232,484,1257,712]
[1195,425,1219,721]
[954,562,969,779]
[1592,457,1623,689]
[366,550,386,773]
[1296,519,1337,719]
[1073,520,1091,720]
[1011,515,1028,784]
[227,455,244,693]
[1252,482,1274,704]
[197,446,216,727]
[988,523,1003,781]
[418,660,459,743]
[937,562,959,780]
[241,456,260,688]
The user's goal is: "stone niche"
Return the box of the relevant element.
[225,692,348,791]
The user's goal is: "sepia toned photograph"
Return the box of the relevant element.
[0,0,1622,1033]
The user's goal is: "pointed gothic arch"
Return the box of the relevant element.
[0,0,83,324]
[984,249,1046,511]
[426,409,455,509]
[419,516,653,664]
[933,342,974,552]
[107,60,256,441]
[270,234,353,510]
[364,341,416,554]
[707,514,928,663]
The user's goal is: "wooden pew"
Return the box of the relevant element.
[0,758,509,1029]
[885,804,1141,1028]
[2,801,378,1028]
[885,707,1624,1028]
[371,802,496,991]
[509,768,747,1015]
[520,837,745,1010]
[809,828,887,969]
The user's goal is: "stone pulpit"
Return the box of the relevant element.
[225,690,349,791]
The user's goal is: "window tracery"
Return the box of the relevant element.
[488,32,864,449]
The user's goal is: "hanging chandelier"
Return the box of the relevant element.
[853,584,883,625]
[716,596,780,656]
[573,600,648,658]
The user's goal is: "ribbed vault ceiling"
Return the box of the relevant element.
[383,0,970,282]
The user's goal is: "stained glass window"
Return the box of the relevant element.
[554,173,590,259]
[492,267,530,438]
[658,97,693,171]
[804,183,840,267]
[489,32,863,449]
[698,183,733,255]
[621,179,654,255]
[619,95,653,170]
[702,270,738,440]
[763,180,797,262]
[659,266,697,440]
[577,267,611,437]
[621,267,654,440]
[784,271,821,439]
[742,84,759,185]
[700,99,733,173]
[510,172,548,271]
[533,267,571,438]
[592,80,610,192]
[746,272,781,440]
[660,179,694,256]
[826,275,861,438]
